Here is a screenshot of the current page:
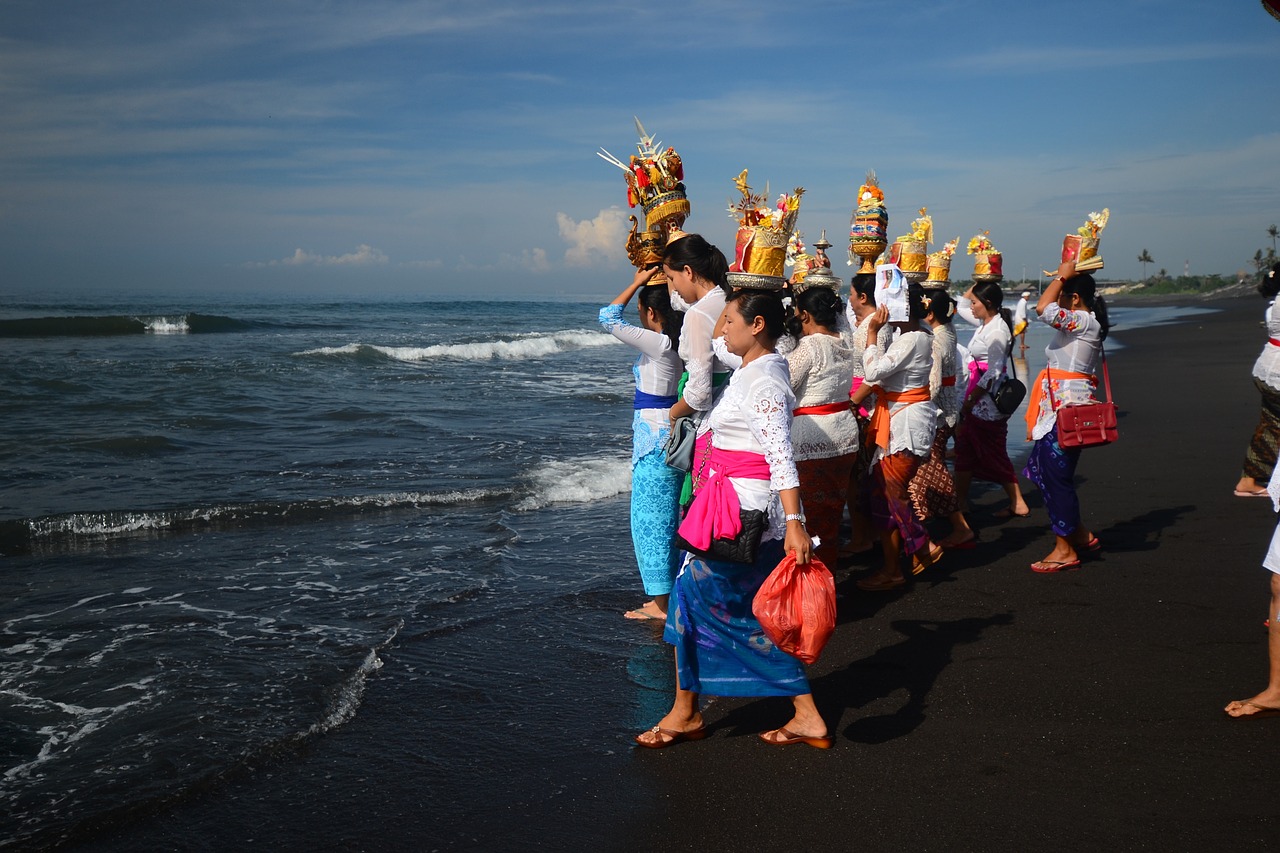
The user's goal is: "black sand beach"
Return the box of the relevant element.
[73,296,1280,852]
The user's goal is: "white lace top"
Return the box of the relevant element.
[1253,300,1280,390]
[706,353,801,543]
[929,323,962,428]
[1028,302,1104,441]
[960,312,1012,423]
[786,333,859,460]
[598,303,683,465]
[678,287,730,419]
[862,329,939,460]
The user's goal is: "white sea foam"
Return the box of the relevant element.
[142,315,190,334]
[295,330,619,362]
[516,456,631,511]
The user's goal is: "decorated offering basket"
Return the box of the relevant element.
[972,252,1003,283]
[890,239,928,282]
[726,170,803,291]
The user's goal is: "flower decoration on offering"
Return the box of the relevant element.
[598,118,690,284]
[848,170,888,273]
[1051,208,1110,274]
[725,169,804,290]
[889,207,933,282]
[793,230,841,294]
[926,237,959,283]
[967,231,1004,282]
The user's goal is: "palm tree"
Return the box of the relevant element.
[1269,224,1278,254]
[1138,249,1154,284]
[1157,268,1167,281]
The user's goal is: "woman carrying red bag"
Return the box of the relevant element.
[634,289,831,751]
[1022,260,1111,573]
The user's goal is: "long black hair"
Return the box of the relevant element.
[1061,272,1111,340]
[727,288,786,341]
[1260,262,1280,298]
[785,286,844,338]
[662,233,730,292]
[638,283,683,349]
[923,287,954,325]
[970,281,1013,335]
[850,272,877,307]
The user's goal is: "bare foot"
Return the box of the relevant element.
[624,600,666,621]
[938,530,976,548]
[1225,692,1280,718]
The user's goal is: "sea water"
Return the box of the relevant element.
[0,293,1211,849]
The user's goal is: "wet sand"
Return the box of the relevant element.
[620,295,1280,851]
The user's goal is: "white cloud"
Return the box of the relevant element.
[557,208,629,267]
[247,243,389,268]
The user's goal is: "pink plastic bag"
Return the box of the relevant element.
[751,553,836,664]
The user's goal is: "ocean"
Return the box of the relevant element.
[0,293,1210,850]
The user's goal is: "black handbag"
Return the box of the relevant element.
[991,375,1027,416]
[675,509,768,565]
[663,416,697,472]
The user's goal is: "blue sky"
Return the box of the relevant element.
[2,0,1278,298]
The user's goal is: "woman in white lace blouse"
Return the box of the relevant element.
[785,285,857,569]
[599,266,685,620]
[1021,261,1109,572]
[636,289,829,750]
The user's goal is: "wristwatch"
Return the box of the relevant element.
[784,513,807,525]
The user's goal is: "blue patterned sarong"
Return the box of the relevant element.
[1023,426,1082,536]
[631,446,682,596]
[664,539,808,697]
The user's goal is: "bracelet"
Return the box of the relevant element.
[784,513,806,525]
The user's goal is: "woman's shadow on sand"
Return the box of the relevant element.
[817,612,1014,744]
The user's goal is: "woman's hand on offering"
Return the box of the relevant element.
[1054,260,1077,282]
[631,265,659,289]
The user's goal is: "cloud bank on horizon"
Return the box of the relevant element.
[1,0,1278,295]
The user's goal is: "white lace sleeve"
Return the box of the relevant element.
[785,338,816,393]
[746,377,800,492]
[955,297,980,327]
[862,333,913,383]
[928,332,944,400]
[680,308,716,412]
[711,335,743,370]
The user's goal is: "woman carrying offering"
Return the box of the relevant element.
[1234,263,1280,498]
[786,286,859,570]
[599,267,685,620]
[913,289,976,549]
[636,289,829,750]
[662,233,731,504]
[856,283,944,592]
[842,272,892,556]
[1022,260,1109,572]
[954,282,1031,519]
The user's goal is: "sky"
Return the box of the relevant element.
[2,0,1279,299]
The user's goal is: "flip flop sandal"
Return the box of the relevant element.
[758,727,834,749]
[1031,559,1081,573]
[634,725,708,749]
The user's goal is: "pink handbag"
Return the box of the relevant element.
[1048,349,1117,449]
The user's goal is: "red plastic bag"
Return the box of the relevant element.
[751,553,836,664]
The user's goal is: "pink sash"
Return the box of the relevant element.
[964,360,990,400]
[676,447,771,551]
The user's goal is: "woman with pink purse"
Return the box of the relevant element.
[1021,260,1112,573]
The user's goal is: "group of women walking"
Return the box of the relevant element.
[599,233,1111,748]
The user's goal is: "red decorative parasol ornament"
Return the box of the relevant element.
[1265,0,1280,22]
